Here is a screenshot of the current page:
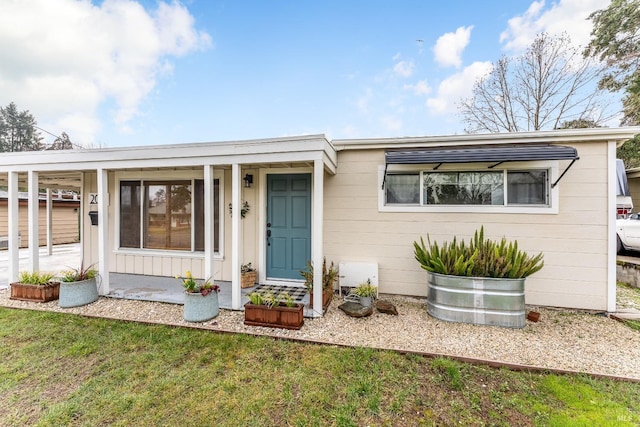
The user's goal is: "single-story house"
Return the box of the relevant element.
[1,127,638,316]
[0,190,80,249]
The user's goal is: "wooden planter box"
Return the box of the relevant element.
[241,271,257,288]
[244,302,304,330]
[10,282,60,303]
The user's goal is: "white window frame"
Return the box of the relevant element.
[114,170,225,258]
[378,161,560,214]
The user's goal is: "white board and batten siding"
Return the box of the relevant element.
[324,141,612,311]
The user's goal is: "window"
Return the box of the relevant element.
[385,169,548,207]
[120,179,220,252]
[385,173,419,204]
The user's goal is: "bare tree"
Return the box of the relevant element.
[459,33,610,133]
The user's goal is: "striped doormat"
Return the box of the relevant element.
[252,284,308,303]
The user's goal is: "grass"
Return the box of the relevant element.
[1,308,640,426]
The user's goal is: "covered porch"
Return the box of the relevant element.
[0,135,337,317]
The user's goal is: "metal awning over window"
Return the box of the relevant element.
[383,144,579,189]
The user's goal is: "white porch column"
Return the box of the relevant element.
[231,163,242,309]
[7,172,19,285]
[312,160,324,316]
[46,188,52,256]
[204,164,215,279]
[97,168,110,294]
[27,170,39,272]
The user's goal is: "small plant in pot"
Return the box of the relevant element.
[241,262,257,288]
[58,262,99,308]
[352,279,377,308]
[300,257,338,311]
[177,271,220,322]
[10,271,60,303]
[413,226,544,328]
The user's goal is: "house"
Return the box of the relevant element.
[0,190,80,249]
[1,127,638,315]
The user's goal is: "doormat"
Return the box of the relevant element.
[252,284,308,303]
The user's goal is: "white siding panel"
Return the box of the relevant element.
[325,143,610,311]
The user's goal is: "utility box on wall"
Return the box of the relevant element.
[338,262,378,296]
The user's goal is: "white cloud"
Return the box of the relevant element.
[426,61,492,114]
[393,60,415,78]
[0,0,211,145]
[433,26,473,68]
[380,115,403,131]
[403,80,432,96]
[356,88,374,113]
[500,0,610,52]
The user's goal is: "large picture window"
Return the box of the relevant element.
[120,179,220,252]
[385,169,549,207]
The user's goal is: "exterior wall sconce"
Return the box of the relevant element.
[243,174,253,188]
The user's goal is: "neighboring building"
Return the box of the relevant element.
[0,191,79,248]
[1,128,638,315]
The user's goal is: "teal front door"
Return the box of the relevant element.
[266,173,311,280]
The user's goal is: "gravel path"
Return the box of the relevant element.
[2,288,640,380]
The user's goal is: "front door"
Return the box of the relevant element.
[266,173,311,280]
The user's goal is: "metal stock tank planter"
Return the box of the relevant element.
[177,272,220,323]
[427,273,526,328]
[58,264,99,308]
[414,227,544,329]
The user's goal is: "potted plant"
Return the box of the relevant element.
[244,290,304,330]
[413,226,544,328]
[177,271,220,322]
[241,262,257,288]
[352,279,377,308]
[10,271,60,303]
[58,262,99,308]
[300,257,338,311]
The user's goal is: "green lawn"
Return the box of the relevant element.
[1,308,639,426]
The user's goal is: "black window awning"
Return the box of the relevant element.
[383,144,579,189]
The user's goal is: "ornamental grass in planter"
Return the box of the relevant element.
[58,263,99,308]
[244,290,304,330]
[413,226,544,328]
[10,271,60,303]
[300,258,338,311]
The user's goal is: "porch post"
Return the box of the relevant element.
[46,188,52,256]
[7,172,19,284]
[97,168,110,294]
[312,159,324,316]
[27,170,39,272]
[231,163,242,309]
[204,164,215,279]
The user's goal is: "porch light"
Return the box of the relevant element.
[243,174,253,188]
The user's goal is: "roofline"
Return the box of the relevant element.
[0,134,338,173]
[332,127,640,151]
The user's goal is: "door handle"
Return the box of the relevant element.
[266,229,271,246]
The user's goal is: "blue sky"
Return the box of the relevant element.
[0,0,613,147]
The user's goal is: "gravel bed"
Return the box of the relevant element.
[2,288,640,380]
